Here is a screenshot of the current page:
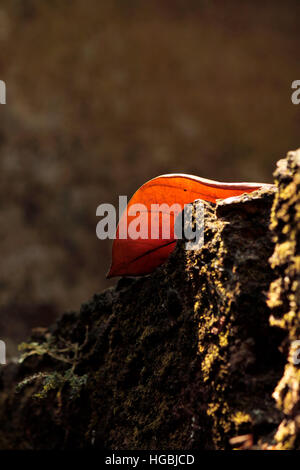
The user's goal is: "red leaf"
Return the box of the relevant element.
[107,174,271,278]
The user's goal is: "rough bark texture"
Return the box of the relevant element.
[0,150,299,450]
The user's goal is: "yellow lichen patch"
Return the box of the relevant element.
[270,241,295,268]
[207,400,233,444]
[201,343,220,382]
[274,419,296,450]
[207,401,220,417]
[232,411,252,431]
[280,182,297,201]
[219,331,229,348]
[267,279,283,308]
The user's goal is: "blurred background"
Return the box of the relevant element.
[0,0,299,357]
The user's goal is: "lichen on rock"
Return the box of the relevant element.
[267,149,300,449]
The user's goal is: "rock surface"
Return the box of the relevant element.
[0,150,299,450]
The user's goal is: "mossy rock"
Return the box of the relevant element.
[0,149,299,449]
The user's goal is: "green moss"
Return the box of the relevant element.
[16,369,88,400]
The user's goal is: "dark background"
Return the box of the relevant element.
[0,0,299,357]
